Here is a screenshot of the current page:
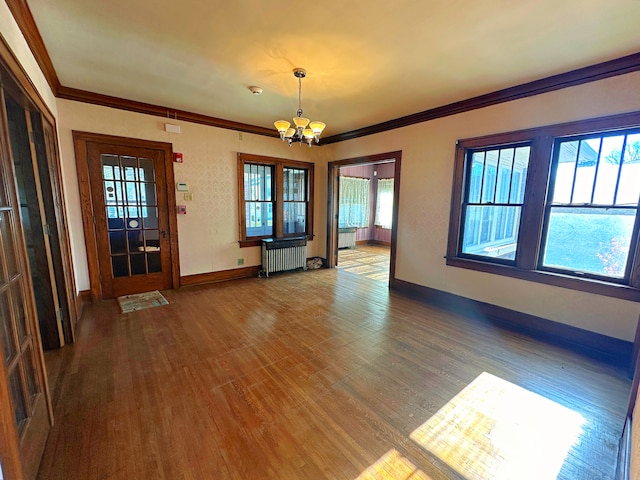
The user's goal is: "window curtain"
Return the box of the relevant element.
[375,178,394,229]
[339,176,370,227]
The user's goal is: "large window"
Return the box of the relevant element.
[375,178,394,229]
[447,112,640,301]
[238,153,313,246]
[339,176,370,228]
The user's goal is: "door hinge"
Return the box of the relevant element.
[43,223,50,235]
[29,131,36,143]
[56,309,63,322]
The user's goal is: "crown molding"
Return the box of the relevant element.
[322,51,640,144]
[57,86,278,138]
[5,0,60,93]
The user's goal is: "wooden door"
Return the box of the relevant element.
[0,86,51,480]
[86,142,174,299]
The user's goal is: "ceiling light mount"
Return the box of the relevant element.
[274,67,325,147]
[248,86,263,95]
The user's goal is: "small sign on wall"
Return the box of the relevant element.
[173,152,184,163]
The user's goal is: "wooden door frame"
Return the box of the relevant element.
[326,151,402,286]
[72,131,180,300]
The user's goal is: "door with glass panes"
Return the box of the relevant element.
[86,141,174,299]
[0,86,51,480]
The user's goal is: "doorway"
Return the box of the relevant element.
[73,132,180,299]
[327,151,402,286]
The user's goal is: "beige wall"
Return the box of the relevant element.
[330,72,640,341]
[56,99,329,291]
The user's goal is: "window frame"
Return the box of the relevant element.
[237,153,314,247]
[447,111,640,302]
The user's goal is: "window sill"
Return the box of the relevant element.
[446,256,640,302]
[239,234,314,248]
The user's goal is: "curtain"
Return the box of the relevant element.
[375,178,394,229]
[339,176,370,227]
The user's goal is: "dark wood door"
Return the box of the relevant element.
[86,142,173,299]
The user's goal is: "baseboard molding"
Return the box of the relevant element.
[76,290,92,322]
[180,266,261,287]
[355,239,391,247]
[368,239,391,247]
[615,416,631,480]
[391,278,633,369]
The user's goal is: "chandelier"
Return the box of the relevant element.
[274,68,325,147]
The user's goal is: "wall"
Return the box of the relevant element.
[339,162,394,243]
[330,72,640,341]
[56,99,329,291]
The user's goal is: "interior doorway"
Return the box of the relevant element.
[327,151,402,286]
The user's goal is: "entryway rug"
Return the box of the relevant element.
[117,290,168,313]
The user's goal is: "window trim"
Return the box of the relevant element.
[447,111,640,302]
[237,153,314,247]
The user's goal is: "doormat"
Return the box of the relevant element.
[117,290,168,313]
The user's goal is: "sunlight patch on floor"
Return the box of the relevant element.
[355,449,433,480]
[410,372,585,480]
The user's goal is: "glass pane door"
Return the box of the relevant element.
[102,154,161,278]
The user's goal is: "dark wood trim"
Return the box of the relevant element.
[72,131,180,300]
[446,256,640,302]
[58,86,277,138]
[180,266,261,287]
[392,278,634,369]
[355,240,368,246]
[617,315,640,479]
[615,417,631,480]
[76,290,92,323]
[4,0,60,94]
[367,239,391,247]
[322,52,640,144]
[327,151,402,283]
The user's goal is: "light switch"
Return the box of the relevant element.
[184,193,193,201]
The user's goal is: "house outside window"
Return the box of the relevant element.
[447,112,640,301]
[237,153,314,247]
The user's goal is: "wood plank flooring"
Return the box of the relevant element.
[37,269,630,479]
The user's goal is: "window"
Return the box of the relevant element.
[460,146,529,260]
[238,153,314,246]
[375,178,394,229]
[447,112,640,301]
[339,176,370,228]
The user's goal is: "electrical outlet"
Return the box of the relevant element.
[184,192,193,201]
[237,258,244,266]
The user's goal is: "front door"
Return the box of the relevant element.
[86,141,174,299]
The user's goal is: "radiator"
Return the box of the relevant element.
[338,227,357,249]
[261,237,307,277]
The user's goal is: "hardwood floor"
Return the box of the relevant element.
[37,269,630,479]
[337,245,390,283]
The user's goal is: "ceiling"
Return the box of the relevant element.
[25,0,640,138]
